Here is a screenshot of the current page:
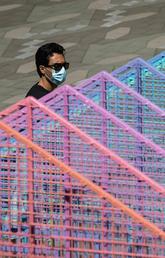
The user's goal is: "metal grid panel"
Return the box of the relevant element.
[0,98,164,233]
[0,120,165,257]
[149,51,165,73]
[112,58,165,109]
[65,71,165,149]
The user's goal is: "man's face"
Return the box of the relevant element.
[40,53,65,78]
[40,52,69,87]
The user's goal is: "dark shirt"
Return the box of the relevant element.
[25,83,50,99]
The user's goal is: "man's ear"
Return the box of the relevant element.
[39,65,45,76]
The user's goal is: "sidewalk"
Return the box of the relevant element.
[0,0,165,110]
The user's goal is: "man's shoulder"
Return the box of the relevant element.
[28,83,40,92]
[25,83,49,99]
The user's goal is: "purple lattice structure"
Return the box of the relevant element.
[0,118,164,257]
[69,71,164,148]
[149,51,165,73]
[44,71,164,149]
[111,58,165,109]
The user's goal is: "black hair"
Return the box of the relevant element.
[35,42,65,77]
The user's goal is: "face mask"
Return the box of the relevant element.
[50,66,67,86]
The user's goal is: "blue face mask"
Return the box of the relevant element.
[50,66,67,86]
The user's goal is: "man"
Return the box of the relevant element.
[26,42,69,99]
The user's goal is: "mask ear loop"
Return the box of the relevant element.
[44,67,53,82]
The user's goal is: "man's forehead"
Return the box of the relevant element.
[48,53,65,63]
